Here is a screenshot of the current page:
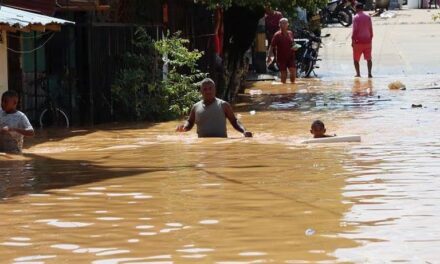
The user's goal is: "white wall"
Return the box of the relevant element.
[0,30,8,95]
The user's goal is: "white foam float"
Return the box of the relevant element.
[367,99,392,102]
[301,135,361,144]
[341,102,374,107]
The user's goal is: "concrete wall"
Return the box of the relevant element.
[0,30,8,95]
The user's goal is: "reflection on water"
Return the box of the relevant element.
[1,75,440,263]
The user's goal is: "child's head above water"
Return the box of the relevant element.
[310,120,327,138]
[1,90,19,113]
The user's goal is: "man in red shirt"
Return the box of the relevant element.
[352,3,374,78]
[265,7,283,48]
[267,18,296,84]
[265,7,283,71]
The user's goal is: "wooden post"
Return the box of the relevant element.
[87,14,94,125]
[254,17,267,74]
[34,31,38,121]
[0,30,8,95]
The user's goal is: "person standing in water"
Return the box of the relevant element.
[267,18,296,84]
[176,78,252,138]
[352,3,373,78]
[0,90,35,153]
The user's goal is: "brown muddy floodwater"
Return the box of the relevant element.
[1,75,440,263]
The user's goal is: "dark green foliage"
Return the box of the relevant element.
[111,28,207,121]
[154,32,208,117]
[197,0,327,13]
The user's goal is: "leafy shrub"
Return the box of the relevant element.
[155,32,207,117]
[112,28,207,121]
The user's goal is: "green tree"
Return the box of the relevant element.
[198,0,326,12]
[154,32,207,117]
[112,28,206,121]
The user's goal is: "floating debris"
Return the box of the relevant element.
[388,80,406,90]
[305,228,316,236]
[249,89,263,96]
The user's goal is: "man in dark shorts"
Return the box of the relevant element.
[267,18,296,84]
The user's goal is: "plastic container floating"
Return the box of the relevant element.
[249,89,263,96]
[305,228,316,236]
[292,43,302,51]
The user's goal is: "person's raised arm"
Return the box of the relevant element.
[1,115,35,137]
[176,106,195,132]
[223,102,252,137]
[267,34,277,64]
[14,127,35,137]
[267,45,274,64]
[351,18,357,47]
[1,126,35,137]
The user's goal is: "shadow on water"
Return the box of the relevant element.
[24,122,159,150]
[0,152,186,199]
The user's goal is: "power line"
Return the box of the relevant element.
[7,32,56,54]
[7,31,53,39]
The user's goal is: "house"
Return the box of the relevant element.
[1,1,215,125]
[0,4,73,97]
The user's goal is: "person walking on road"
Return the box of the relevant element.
[267,18,296,84]
[352,3,373,78]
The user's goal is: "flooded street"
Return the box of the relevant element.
[1,75,440,263]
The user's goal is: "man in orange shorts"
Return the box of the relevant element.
[352,3,373,78]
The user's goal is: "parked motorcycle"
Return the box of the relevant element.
[295,30,329,78]
[320,0,353,27]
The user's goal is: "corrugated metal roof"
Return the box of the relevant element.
[0,5,74,29]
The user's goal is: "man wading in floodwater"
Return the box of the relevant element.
[176,78,253,138]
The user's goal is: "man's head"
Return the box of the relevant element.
[310,120,326,138]
[199,78,216,101]
[1,90,19,113]
[355,3,364,12]
[279,18,289,31]
[265,6,272,15]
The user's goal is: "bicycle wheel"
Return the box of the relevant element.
[39,108,70,128]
